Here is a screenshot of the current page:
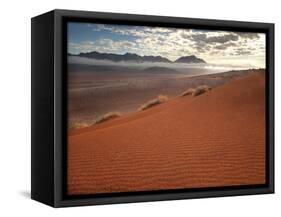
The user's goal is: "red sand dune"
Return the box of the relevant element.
[68,72,265,195]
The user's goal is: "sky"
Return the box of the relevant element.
[68,22,266,68]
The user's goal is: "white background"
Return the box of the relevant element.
[0,0,279,215]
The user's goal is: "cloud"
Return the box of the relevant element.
[191,33,239,44]
[235,32,260,39]
[68,39,138,55]
[68,23,266,67]
[234,48,253,56]
[214,42,237,50]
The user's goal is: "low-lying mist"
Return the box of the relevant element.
[68,56,256,76]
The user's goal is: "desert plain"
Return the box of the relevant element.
[67,61,265,195]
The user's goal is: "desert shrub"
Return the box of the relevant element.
[158,95,169,102]
[138,95,168,111]
[94,112,121,124]
[181,88,195,97]
[69,122,89,129]
[192,85,212,97]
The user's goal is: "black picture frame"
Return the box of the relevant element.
[31,9,274,207]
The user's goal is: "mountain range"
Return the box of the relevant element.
[70,51,206,64]
[175,55,206,64]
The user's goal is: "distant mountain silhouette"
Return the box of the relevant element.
[175,55,206,63]
[142,55,172,63]
[76,51,171,63]
[71,51,206,64]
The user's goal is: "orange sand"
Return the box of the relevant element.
[68,72,266,195]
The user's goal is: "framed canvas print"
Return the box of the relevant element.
[31,9,274,207]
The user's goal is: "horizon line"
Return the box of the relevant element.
[68,50,205,63]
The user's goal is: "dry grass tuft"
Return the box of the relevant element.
[158,95,169,102]
[94,112,122,124]
[192,85,212,97]
[181,88,195,97]
[138,95,168,111]
[69,122,90,129]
